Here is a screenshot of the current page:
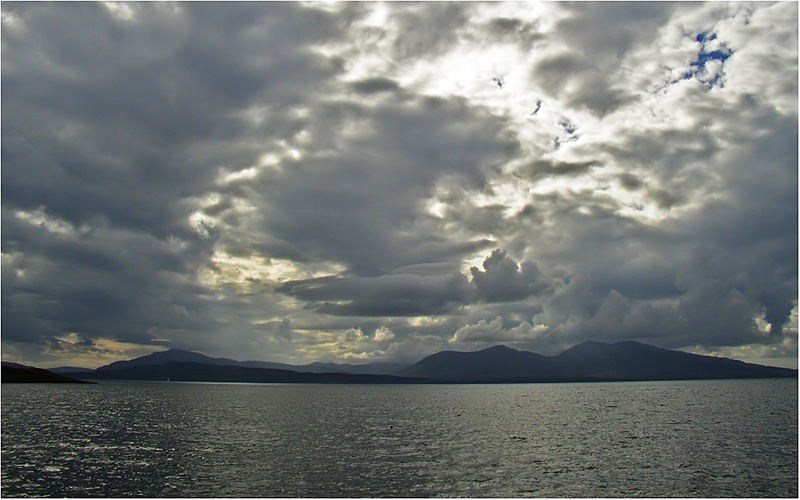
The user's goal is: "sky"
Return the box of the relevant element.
[2,1,797,369]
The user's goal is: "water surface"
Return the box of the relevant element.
[2,379,796,497]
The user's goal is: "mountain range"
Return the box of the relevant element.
[35,341,797,384]
[80,348,406,376]
[398,341,796,382]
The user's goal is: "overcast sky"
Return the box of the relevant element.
[2,1,797,369]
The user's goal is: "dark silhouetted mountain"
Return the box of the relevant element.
[95,348,240,372]
[236,360,305,371]
[48,366,93,374]
[398,345,554,381]
[2,362,29,369]
[95,348,408,375]
[62,341,796,384]
[76,362,430,384]
[2,362,95,384]
[238,359,407,375]
[290,361,408,375]
[550,340,796,381]
[238,360,408,375]
[399,341,796,382]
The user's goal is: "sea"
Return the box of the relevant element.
[1,379,797,497]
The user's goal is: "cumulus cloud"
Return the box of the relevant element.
[450,316,549,344]
[470,249,559,302]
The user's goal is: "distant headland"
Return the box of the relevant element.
[2,363,95,384]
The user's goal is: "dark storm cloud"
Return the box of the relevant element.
[457,86,795,350]
[515,102,796,350]
[349,77,402,95]
[1,2,350,354]
[532,53,635,116]
[389,2,470,60]
[671,110,798,337]
[2,2,345,237]
[524,159,601,181]
[556,2,676,59]
[617,172,644,190]
[488,17,523,33]
[1,210,221,347]
[279,250,560,316]
[2,1,532,364]
[600,127,720,183]
[482,16,545,50]
[648,189,684,210]
[279,273,473,317]
[248,96,518,276]
[530,2,677,116]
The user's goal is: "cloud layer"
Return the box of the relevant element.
[2,2,797,368]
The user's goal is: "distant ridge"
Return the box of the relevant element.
[72,362,430,384]
[48,366,93,374]
[399,340,797,382]
[397,345,552,381]
[50,341,797,384]
[2,362,95,384]
[94,348,406,375]
[96,349,240,372]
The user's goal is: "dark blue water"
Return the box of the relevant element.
[2,379,797,497]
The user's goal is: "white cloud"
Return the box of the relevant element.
[450,316,549,344]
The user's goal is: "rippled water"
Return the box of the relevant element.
[2,379,797,497]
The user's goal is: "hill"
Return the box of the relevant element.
[51,341,797,384]
[2,363,95,384]
[398,345,554,381]
[95,348,240,372]
[94,348,406,375]
[399,341,797,382]
[75,362,429,384]
[48,366,93,374]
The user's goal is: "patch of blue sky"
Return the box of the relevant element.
[690,49,733,69]
[695,31,717,43]
[679,32,734,88]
